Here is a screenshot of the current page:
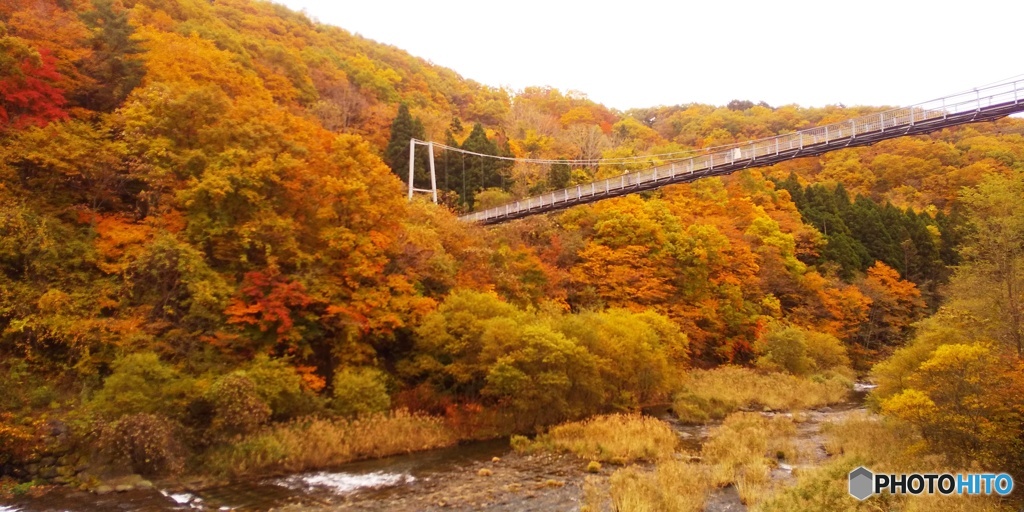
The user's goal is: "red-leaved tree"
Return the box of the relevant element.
[0,46,68,130]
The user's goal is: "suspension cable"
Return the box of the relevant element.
[417,74,1024,169]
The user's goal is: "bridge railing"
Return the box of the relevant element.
[461,79,1024,223]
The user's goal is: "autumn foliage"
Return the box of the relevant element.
[0,47,68,130]
[0,0,1022,485]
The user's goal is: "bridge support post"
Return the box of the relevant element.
[408,139,416,200]
[428,141,438,204]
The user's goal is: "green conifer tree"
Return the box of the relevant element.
[549,160,571,189]
[76,0,145,111]
[458,123,501,208]
[384,104,427,183]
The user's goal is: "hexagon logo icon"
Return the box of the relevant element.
[849,466,874,500]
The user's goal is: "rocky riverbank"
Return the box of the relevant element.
[4,391,873,512]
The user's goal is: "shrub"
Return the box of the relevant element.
[102,413,184,477]
[553,309,682,411]
[869,313,968,403]
[27,385,58,408]
[0,413,40,467]
[802,330,850,372]
[0,362,29,411]
[206,374,271,439]
[241,355,324,419]
[332,367,390,417]
[482,323,602,430]
[89,352,197,419]
[473,188,514,210]
[410,292,689,431]
[755,325,813,376]
[879,343,1024,471]
[509,434,531,452]
[755,324,851,376]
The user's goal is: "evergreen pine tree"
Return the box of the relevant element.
[458,123,500,208]
[436,129,459,193]
[935,208,966,267]
[384,104,427,183]
[549,160,571,189]
[821,233,868,279]
[75,0,145,111]
[778,172,803,204]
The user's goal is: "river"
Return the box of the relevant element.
[3,385,873,511]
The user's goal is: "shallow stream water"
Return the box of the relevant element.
[4,385,875,511]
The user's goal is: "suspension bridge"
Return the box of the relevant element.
[408,78,1024,225]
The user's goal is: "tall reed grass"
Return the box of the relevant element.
[760,412,1011,512]
[512,414,677,464]
[208,409,456,477]
[701,412,800,505]
[598,412,801,510]
[673,366,851,423]
[608,461,712,512]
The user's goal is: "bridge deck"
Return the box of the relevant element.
[459,80,1024,225]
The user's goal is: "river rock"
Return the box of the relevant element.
[94,485,113,495]
[115,484,134,492]
[109,474,145,487]
[39,467,59,479]
[47,419,69,437]
[137,480,154,489]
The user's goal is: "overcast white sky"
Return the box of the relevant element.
[274,0,1022,111]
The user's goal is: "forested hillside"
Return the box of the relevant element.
[2,0,1024,500]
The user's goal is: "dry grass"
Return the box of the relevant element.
[700,412,801,507]
[582,412,805,511]
[209,409,457,477]
[581,475,606,512]
[608,461,713,512]
[513,414,677,464]
[759,412,1011,512]
[819,412,920,468]
[673,366,851,423]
